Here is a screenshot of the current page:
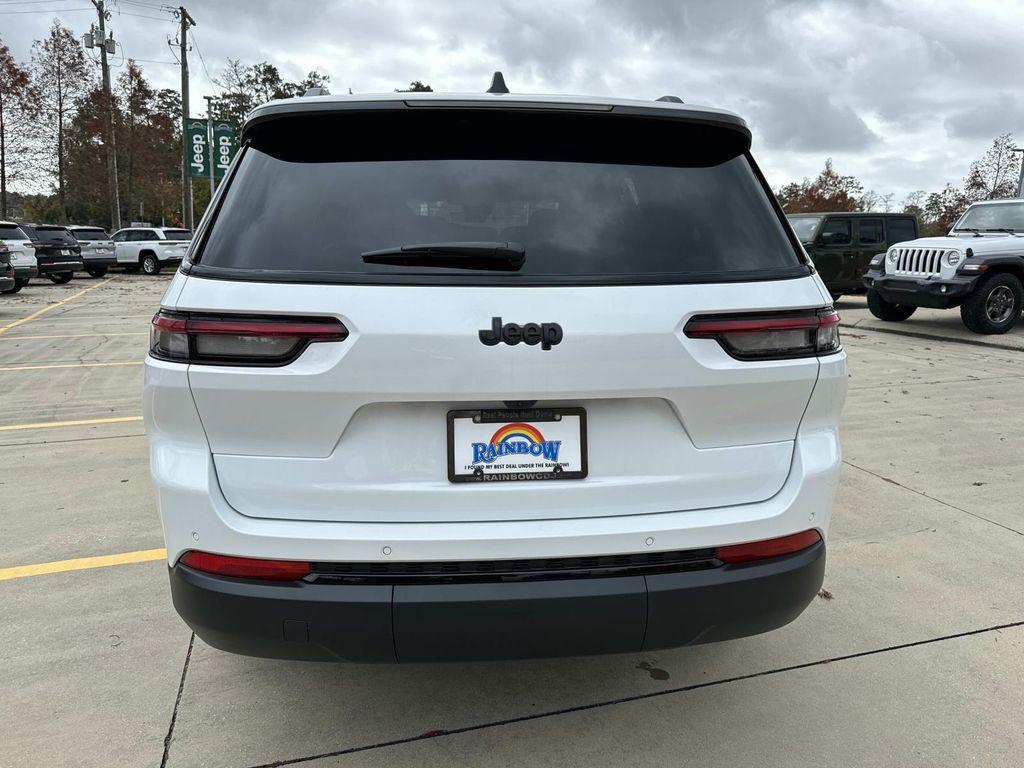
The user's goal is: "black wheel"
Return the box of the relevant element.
[48,272,74,284]
[960,272,1023,335]
[2,278,24,294]
[85,266,108,278]
[867,289,916,321]
[124,264,140,273]
[141,254,161,275]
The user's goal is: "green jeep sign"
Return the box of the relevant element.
[187,119,239,179]
[187,119,210,178]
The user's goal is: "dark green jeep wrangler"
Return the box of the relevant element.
[787,212,918,299]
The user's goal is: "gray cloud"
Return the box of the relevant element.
[1,0,1021,199]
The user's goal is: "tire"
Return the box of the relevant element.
[867,289,916,321]
[2,278,24,294]
[141,254,161,275]
[960,272,1024,335]
[85,266,108,278]
[48,272,74,284]
[124,265,140,273]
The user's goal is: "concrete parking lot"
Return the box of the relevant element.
[2,276,1023,768]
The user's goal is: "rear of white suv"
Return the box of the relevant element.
[145,91,847,662]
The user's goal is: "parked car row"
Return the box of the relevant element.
[0,221,191,293]
[788,200,1024,335]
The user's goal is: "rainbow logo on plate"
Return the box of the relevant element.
[471,422,562,465]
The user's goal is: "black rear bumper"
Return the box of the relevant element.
[864,271,978,308]
[81,255,117,267]
[169,541,826,663]
[13,265,38,279]
[37,260,84,275]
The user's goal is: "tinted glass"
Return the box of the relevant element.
[72,228,108,241]
[162,229,191,241]
[35,227,77,245]
[0,224,28,240]
[858,219,884,244]
[887,218,916,245]
[200,150,802,283]
[19,224,38,240]
[127,231,150,241]
[818,219,851,246]
[112,231,128,242]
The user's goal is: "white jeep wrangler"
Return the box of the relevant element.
[864,198,1024,334]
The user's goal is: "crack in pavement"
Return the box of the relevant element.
[236,620,1024,768]
[160,632,195,768]
[844,460,1024,537]
[838,322,1024,354]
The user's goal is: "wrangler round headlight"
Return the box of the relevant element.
[944,250,962,266]
[888,248,898,262]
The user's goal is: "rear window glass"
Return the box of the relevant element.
[35,227,77,245]
[1,223,28,239]
[72,228,108,241]
[199,150,803,284]
[162,229,191,241]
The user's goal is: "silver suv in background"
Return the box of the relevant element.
[68,226,117,278]
[0,221,37,294]
[111,227,192,275]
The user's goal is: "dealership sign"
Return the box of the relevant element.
[187,119,238,179]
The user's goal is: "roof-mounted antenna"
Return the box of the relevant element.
[487,71,509,94]
[303,86,330,97]
[656,95,683,103]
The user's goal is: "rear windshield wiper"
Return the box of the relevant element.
[953,228,983,237]
[361,242,526,271]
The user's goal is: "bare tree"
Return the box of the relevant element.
[0,38,39,219]
[963,133,1021,201]
[31,20,90,218]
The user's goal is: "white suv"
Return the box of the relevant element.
[144,87,847,662]
[112,227,191,275]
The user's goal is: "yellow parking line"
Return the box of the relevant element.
[0,332,148,341]
[0,276,118,335]
[0,360,143,372]
[0,548,167,582]
[0,416,143,432]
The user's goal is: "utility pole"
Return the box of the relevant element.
[1014,148,1024,198]
[177,6,196,230]
[204,95,215,200]
[88,1,121,231]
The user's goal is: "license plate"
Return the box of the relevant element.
[447,407,587,483]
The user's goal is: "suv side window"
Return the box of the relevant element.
[127,230,147,242]
[887,218,917,245]
[818,218,852,246]
[140,230,158,241]
[858,219,884,244]
[112,230,128,242]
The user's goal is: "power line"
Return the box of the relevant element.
[111,7,174,21]
[189,27,214,87]
[0,6,93,13]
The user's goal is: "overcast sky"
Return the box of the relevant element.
[3,0,1022,201]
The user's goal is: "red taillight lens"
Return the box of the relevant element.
[150,310,347,365]
[684,308,840,360]
[715,530,821,564]
[179,551,311,581]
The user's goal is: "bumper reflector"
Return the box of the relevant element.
[715,529,821,565]
[179,551,311,581]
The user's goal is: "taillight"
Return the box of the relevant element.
[179,551,311,581]
[715,530,821,564]
[684,308,840,360]
[150,310,347,366]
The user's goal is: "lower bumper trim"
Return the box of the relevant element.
[169,540,825,663]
